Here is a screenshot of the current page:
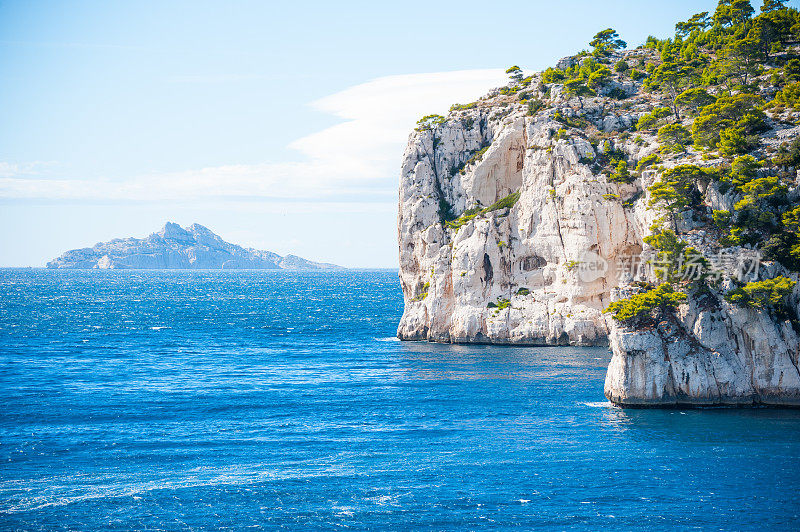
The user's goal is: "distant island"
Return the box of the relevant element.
[47,222,343,270]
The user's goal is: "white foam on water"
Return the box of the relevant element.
[0,467,367,514]
[582,401,614,408]
[375,337,400,342]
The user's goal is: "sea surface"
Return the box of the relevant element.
[1,269,799,530]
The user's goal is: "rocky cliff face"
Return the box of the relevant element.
[605,291,800,406]
[398,56,653,346]
[396,46,800,406]
[48,222,342,270]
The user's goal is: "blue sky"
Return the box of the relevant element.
[0,0,781,267]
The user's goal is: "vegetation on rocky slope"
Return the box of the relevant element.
[603,283,687,324]
[535,0,800,322]
[443,192,521,229]
[411,0,799,328]
[618,0,800,318]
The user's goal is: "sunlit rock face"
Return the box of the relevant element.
[396,53,800,406]
[397,94,647,346]
[605,296,800,407]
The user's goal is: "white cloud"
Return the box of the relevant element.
[0,69,507,201]
[292,69,507,177]
[0,161,53,178]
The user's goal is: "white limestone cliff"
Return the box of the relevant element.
[605,284,800,406]
[396,53,800,407]
[397,77,650,346]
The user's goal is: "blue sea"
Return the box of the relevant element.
[1,269,799,530]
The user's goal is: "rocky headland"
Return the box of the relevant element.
[396,2,800,406]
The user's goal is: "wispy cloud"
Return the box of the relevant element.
[0,163,394,202]
[0,161,55,178]
[0,69,507,202]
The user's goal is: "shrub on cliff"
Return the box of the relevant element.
[635,154,661,172]
[675,88,716,116]
[541,67,565,84]
[730,155,787,205]
[553,110,589,129]
[415,114,445,132]
[450,102,478,112]
[643,228,712,285]
[724,276,796,309]
[636,107,672,131]
[590,28,626,59]
[713,209,732,230]
[643,59,698,119]
[730,155,760,190]
[608,160,633,183]
[648,180,688,215]
[691,94,766,152]
[657,124,692,153]
[782,205,800,233]
[588,65,613,91]
[604,283,687,324]
[784,58,800,82]
[647,165,709,216]
[527,98,544,116]
[505,65,523,84]
[444,192,521,230]
[487,297,511,316]
[629,69,646,81]
[715,151,799,257]
[761,232,800,270]
[770,81,800,108]
[738,174,787,202]
[486,191,521,211]
[718,127,754,156]
[563,79,595,108]
[773,137,800,167]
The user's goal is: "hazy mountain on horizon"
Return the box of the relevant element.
[46,222,344,270]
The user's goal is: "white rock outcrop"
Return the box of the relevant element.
[605,290,800,406]
[396,62,800,407]
[398,102,646,346]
